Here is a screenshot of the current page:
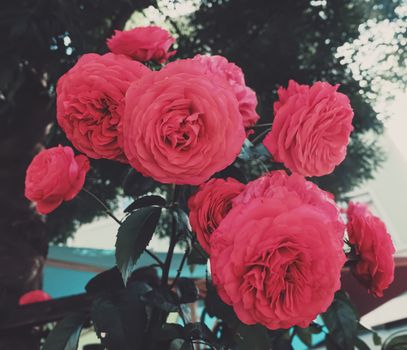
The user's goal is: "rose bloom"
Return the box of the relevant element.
[234,171,344,242]
[193,55,259,131]
[25,146,90,214]
[188,177,245,254]
[57,53,150,162]
[210,171,346,329]
[107,26,176,63]
[123,59,246,185]
[19,290,52,305]
[347,202,395,297]
[263,80,354,177]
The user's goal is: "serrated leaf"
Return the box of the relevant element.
[43,312,87,350]
[124,195,167,213]
[115,206,162,285]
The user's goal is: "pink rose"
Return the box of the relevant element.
[57,53,150,162]
[210,172,346,329]
[19,290,52,305]
[346,202,395,297]
[234,171,345,242]
[263,80,354,176]
[188,178,245,254]
[123,59,246,185]
[25,145,90,214]
[193,55,260,131]
[107,26,176,63]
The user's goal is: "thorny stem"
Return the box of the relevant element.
[162,185,180,286]
[170,243,190,289]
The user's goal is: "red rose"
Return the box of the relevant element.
[107,26,176,63]
[346,202,395,297]
[25,146,90,214]
[188,178,245,254]
[234,171,345,242]
[123,59,246,185]
[57,53,150,162]
[263,80,354,176]
[19,290,52,305]
[193,55,260,131]
[210,172,346,329]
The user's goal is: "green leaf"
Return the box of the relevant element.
[373,332,382,346]
[158,323,185,343]
[358,322,381,346]
[124,195,166,213]
[205,282,238,325]
[122,168,158,197]
[85,267,124,294]
[187,243,208,265]
[296,327,312,347]
[235,324,272,350]
[322,291,359,350]
[325,335,341,350]
[91,296,129,350]
[115,206,162,285]
[355,337,371,350]
[43,312,87,350]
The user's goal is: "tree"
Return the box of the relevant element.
[176,0,405,195]
[0,1,152,348]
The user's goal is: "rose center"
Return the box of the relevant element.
[244,246,303,303]
[160,99,203,151]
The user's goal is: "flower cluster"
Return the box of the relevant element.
[24,25,395,332]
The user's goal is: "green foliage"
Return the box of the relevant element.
[43,312,87,350]
[0,0,154,244]
[322,291,359,349]
[115,206,162,285]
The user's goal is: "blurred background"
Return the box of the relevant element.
[0,0,406,349]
